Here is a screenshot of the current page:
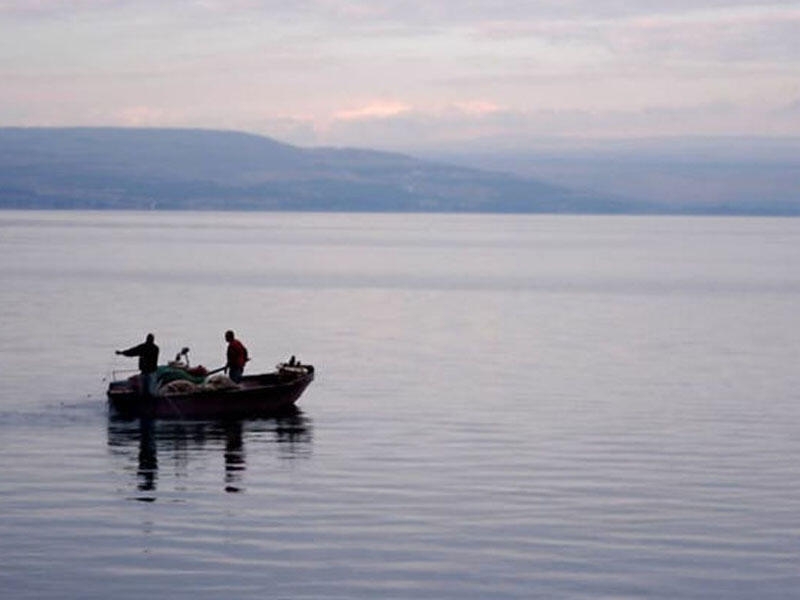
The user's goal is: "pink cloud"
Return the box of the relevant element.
[334,100,412,121]
[116,105,167,126]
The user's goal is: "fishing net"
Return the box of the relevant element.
[160,380,199,395]
[155,366,207,387]
[155,370,239,396]
[203,374,239,391]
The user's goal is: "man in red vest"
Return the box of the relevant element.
[224,330,249,383]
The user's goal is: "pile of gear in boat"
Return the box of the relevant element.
[155,365,239,396]
[117,346,237,397]
[137,346,237,396]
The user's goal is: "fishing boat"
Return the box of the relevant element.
[107,360,315,419]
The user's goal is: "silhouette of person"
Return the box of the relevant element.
[116,333,160,397]
[224,330,248,383]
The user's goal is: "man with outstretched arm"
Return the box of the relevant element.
[116,333,159,397]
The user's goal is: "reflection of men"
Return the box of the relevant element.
[116,333,159,397]
[224,330,248,383]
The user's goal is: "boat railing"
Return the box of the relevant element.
[111,368,139,381]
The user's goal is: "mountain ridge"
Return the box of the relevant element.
[0,127,643,213]
[0,126,721,214]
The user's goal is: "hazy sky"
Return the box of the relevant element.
[2,0,799,151]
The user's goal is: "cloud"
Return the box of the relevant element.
[316,100,800,151]
[475,5,800,62]
[776,98,800,114]
[116,105,167,126]
[5,1,799,65]
[3,0,799,149]
[451,100,503,116]
[2,1,794,22]
[333,100,504,118]
[333,101,412,121]
[0,0,122,16]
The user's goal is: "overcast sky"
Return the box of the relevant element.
[2,0,799,151]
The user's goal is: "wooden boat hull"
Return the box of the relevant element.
[107,366,314,419]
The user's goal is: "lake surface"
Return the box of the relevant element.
[1,210,799,599]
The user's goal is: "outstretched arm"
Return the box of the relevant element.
[116,344,142,357]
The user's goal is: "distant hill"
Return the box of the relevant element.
[0,127,635,213]
[426,137,800,216]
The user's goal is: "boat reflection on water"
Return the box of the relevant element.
[107,407,312,501]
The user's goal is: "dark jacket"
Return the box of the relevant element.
[121,341,159,373]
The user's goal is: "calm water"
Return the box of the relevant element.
[1,210,799,599]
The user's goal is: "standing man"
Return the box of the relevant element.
[116,333,160,397]
[224,330,249,383]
